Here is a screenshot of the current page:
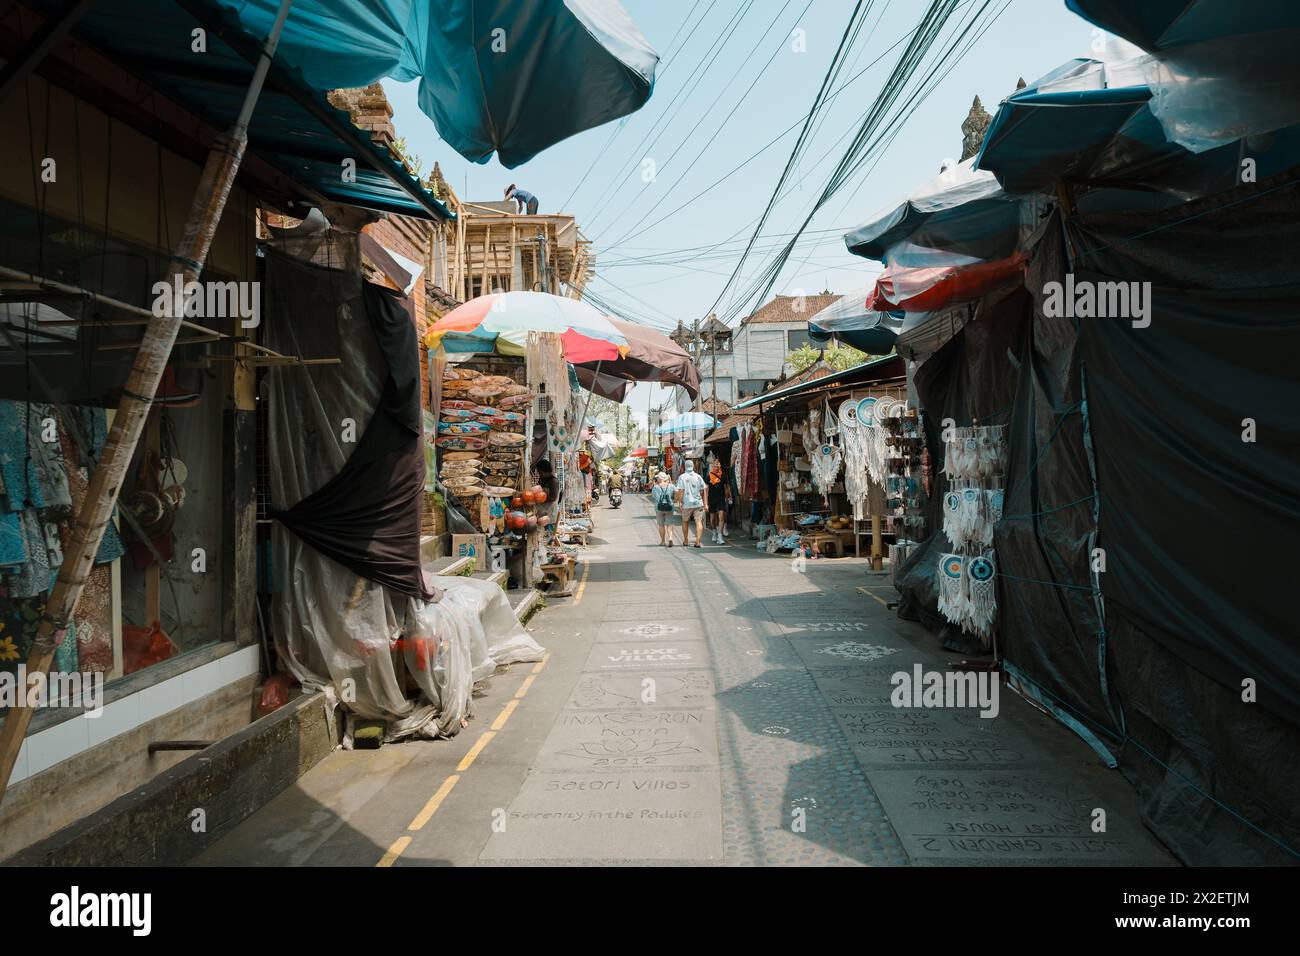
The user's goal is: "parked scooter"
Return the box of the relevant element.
[609,487,623,509]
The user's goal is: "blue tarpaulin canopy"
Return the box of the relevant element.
[807,286,903,354]
[27,0,454,219]
[976,54,1300,196]
[1065,0,1296,51]
[656,412,716,435]
[843,158,1020,262]
[211,0,659,168]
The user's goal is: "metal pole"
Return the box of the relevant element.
[0,0,295,802]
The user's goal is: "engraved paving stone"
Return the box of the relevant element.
[582,640,710,672]
[866,769,1175,866]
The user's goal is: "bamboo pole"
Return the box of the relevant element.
[0,0,295,802]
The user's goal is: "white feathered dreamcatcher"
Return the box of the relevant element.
[811,442,842,501]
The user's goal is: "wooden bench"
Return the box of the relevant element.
[539,558,575,596]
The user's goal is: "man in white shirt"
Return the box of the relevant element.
[675,460,707,548]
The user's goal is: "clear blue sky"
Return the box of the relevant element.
[384,0,1105,427]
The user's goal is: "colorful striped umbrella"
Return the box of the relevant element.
[423,292,629,362]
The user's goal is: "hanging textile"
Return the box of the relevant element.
[272,280,432,601]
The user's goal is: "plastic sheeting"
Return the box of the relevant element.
[869,251,1028,313]
[807,285,903,353]
[1142,27,1300,153]
[212,0,659,168]
[897,171,1300,863]
[844,157,1022,262]
[263,231,542,741]
[977,51,1300,198]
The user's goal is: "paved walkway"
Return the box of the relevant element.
[195,494,1175,866]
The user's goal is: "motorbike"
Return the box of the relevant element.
[609,488,623,509]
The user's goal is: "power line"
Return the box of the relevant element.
[592,0,814,246]
[715,0,1002,326]
[555,4,710,213]
[593,1,951,256]
[577,0,740,229]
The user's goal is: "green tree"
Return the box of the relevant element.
[785,341,871,373]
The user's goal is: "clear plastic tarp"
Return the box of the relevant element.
[264,223,542,744]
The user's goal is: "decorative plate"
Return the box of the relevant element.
[438,420,490,434]
[856,396,878,427]
[436,436,487,450]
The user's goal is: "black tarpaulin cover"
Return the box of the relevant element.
[271,273,432,601]
[896,169,1300,863]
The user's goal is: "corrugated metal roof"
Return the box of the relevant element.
[734,355,903,409]
[26,0,454,220]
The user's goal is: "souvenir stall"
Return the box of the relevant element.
[424,292,630,591]
[734,358,906,561]
[528,334,588,594]
[433,355,542,581]
[702,411,758,534]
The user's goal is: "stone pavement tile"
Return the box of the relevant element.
[867,768,1176,866]
[596,587,695,604]
[593,619,709,644]
[582,639,711,673]
[478,766,723,862]
[786,635,910,669]
[830,706,1058,770]
[600,600,704,622]
[775,620,879,639]
[564,669,717,711]
[531,708,719,772]
[811,674,898,707]
[714,675,909,866]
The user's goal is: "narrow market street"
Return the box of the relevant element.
[196,495,1172,867]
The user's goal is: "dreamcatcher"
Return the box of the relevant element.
[938,553,965,623]
[936,550,998,646]
[840,415,871,518]
[810,442,842,501]
[966,551,997,643]
[943,485,996,549]
[852,397,886,486]
[943,425,1007,480]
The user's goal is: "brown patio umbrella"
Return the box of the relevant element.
[575,316,701,400]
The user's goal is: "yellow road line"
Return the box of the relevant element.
[856,586,891,608]
[456,730,496,771]
[376,835,411,867]
[379,633,550,863]
[573,561,592,604]
[408,774,460,831]
[492,699,519,730]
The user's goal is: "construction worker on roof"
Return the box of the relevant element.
[505,184,539,215]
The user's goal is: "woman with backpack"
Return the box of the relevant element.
[651,471,676,547]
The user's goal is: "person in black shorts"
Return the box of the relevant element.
[706,459,729,544]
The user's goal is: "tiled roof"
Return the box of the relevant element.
[741,293,840,325]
